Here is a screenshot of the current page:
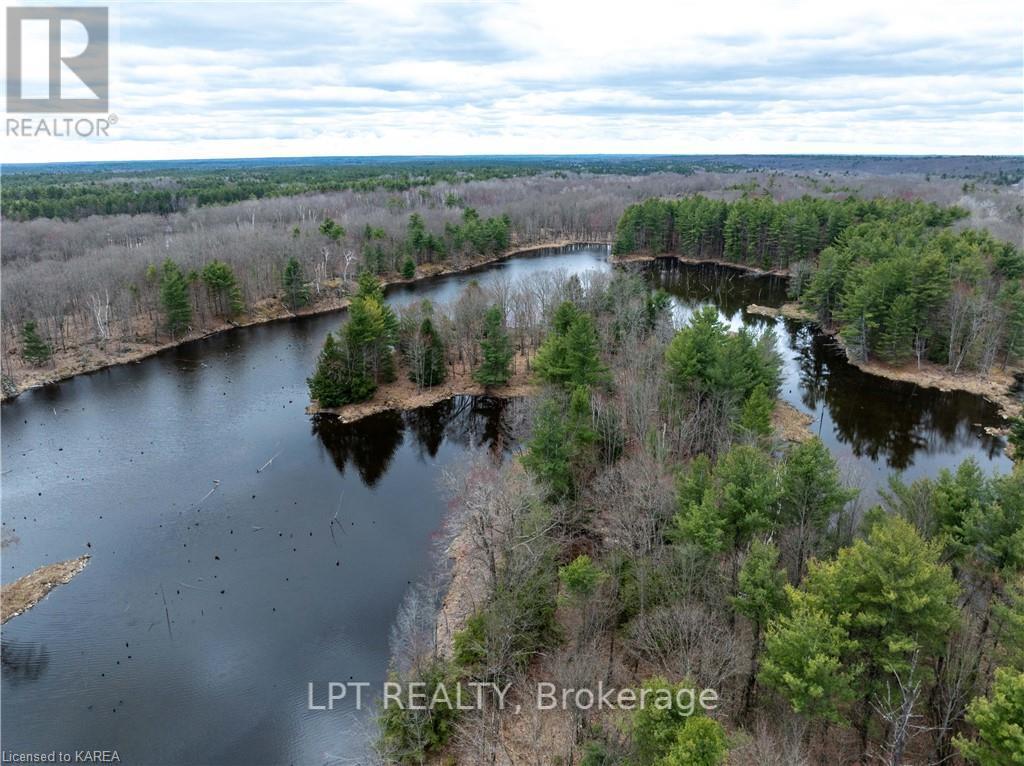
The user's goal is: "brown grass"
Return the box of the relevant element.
[1,555,90,624]
[774,401,816,442]
[746,302,816,322]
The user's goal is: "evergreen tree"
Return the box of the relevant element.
[401,257,416,279]
[994,575,1024,671]
[159,258,192,337]
[20,321,52,365]
[673,445,781,554]
[563,313,608,387]
[779,437,858,577]
[534,306,608,388]
[733,540,788,712]
[660,717,729,766]
[200,260,244,318]
[738,383,774,437]
[282,256,309,309]
[954,667,1024,766]
[345,285,397,384]
[522,396,574,500]
[665,306,780,399]
[319,217,345,243]
[474,306,513,386]
[631,677,712,765]
[770,514,962,749]
[558,555,606,600]
[760,590,858,722]
[1009,416,1024,463]
[306,331,376,407]
[665,306,726,394]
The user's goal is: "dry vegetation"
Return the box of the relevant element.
[1,555,90,624]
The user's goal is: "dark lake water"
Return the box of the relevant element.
[1,245,1012,765]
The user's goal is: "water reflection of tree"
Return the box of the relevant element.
[787,324,1004,470]
[1,641,50,684]
[652,261,788,320]
[313,396,518,486]
[312,411,405,487]
[402,395,518,459]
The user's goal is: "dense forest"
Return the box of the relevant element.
[1,156,726,221]
[4,155,1020,222]
[614,195,1024,373]
[3,168,1021,396]
[357,268,1022,765]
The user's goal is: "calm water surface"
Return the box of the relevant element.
[1,245,1011,765]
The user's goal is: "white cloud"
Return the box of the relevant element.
[3,0,1021,163]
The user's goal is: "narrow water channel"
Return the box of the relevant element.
[1,245,1011,764]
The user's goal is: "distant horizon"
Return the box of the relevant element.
[6,151,1024,173]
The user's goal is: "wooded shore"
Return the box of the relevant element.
[1,238,604,401]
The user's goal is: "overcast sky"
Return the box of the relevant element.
[4,0,1022,163]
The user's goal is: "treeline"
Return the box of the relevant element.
[615,195,1024,372]
[2,156,721,221]
[375,268,1022,765]
[613,194,967,269]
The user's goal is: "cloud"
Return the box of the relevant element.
[5,0,1021,162]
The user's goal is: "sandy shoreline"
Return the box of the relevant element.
[1,238,606,402]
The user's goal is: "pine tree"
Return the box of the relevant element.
[760,590,858,723]
[474,306,513,386]
[20,321,52,366]
[401,257,416,279]
[200,260,244,318]
[522,396,574,500]
[954,667,1024,766]
[563,313,608,387]
[308,332,346,406]
[159,258,192,337]
[733,540,788,712]
[631,677,708,765]
[739,384,774,437]
[1009,417,1024,463]
[307,331,376,407]
[674,445,781,554]
[319,217,345,243]
[558,555,606,600]
[345,290,397,384]
[660,717,729,766]
[534,308,607,388]
[779,437,858,577]
[794,515,960,754]
[665,306,727,393]
[282,256,309,309]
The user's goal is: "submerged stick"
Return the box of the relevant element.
[256,450,281,473]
